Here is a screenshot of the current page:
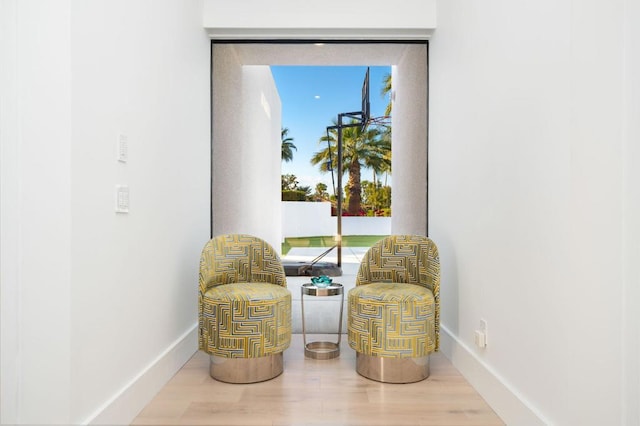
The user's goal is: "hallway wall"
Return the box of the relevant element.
[3,0,638,425]
[1,0,210,423]
[623,0,640,422]
[1,1,72,421]
[430,0,639,424]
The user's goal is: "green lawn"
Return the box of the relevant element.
[282,235,386,256]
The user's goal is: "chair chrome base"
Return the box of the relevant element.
[209,353,283,383]
[355,352,430,383]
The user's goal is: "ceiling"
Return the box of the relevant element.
[224,43,419,66]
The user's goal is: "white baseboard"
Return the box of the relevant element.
[81,322,548,425]
[439,325,550,426]
[82,323,198,425]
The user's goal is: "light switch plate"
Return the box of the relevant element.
[115,185,129,213]
[117,134,128,162]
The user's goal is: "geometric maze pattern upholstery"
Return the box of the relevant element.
[348,283,435,357]
[348,235,440,357]
[201,283,291,358]
[199,234,287,293]
[199,234,291,358]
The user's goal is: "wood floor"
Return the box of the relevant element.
[132,334,504,426]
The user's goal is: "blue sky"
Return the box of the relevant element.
[271,65,391,192]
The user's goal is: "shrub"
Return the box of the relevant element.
[282,190,308,201]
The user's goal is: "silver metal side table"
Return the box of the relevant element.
[300,282,344,359]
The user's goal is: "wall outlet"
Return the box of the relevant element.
[474,330,487,348]
[475,319,488,348]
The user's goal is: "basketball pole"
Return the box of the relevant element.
[336,113,343,268]
[329,67,370,270]
[333,113,364,268]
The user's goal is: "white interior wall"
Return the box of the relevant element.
[1,1,73,422]
[3,1,638,425]
[70,2,210,423]
[431,0,634,424]
[390,45,428,235]
[203,0,436,39]
[564,2,626,422]
[1,0,210,424]
[0,1,20,419]
[623,0,640,423]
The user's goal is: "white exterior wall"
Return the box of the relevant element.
[281,202,391,238]
[211,53,282,250]
[240,66,282,249]
[1,0,210,424]
[343,216,391,236]
[282,202,334,238]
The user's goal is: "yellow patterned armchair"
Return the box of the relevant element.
[199,234,291,383]
[348,235,440,383]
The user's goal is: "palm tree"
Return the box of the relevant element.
[314,182,329,201]
[381,73,392,116]
[377,124,392,185]
[364,129,391,182]
[281,127,297,162]
[311,120,390,215]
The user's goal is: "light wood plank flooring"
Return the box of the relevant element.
[132,334,504,426]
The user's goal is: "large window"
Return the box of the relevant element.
[210,42,428,272]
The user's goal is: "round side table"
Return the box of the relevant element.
[300,283,344,359]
